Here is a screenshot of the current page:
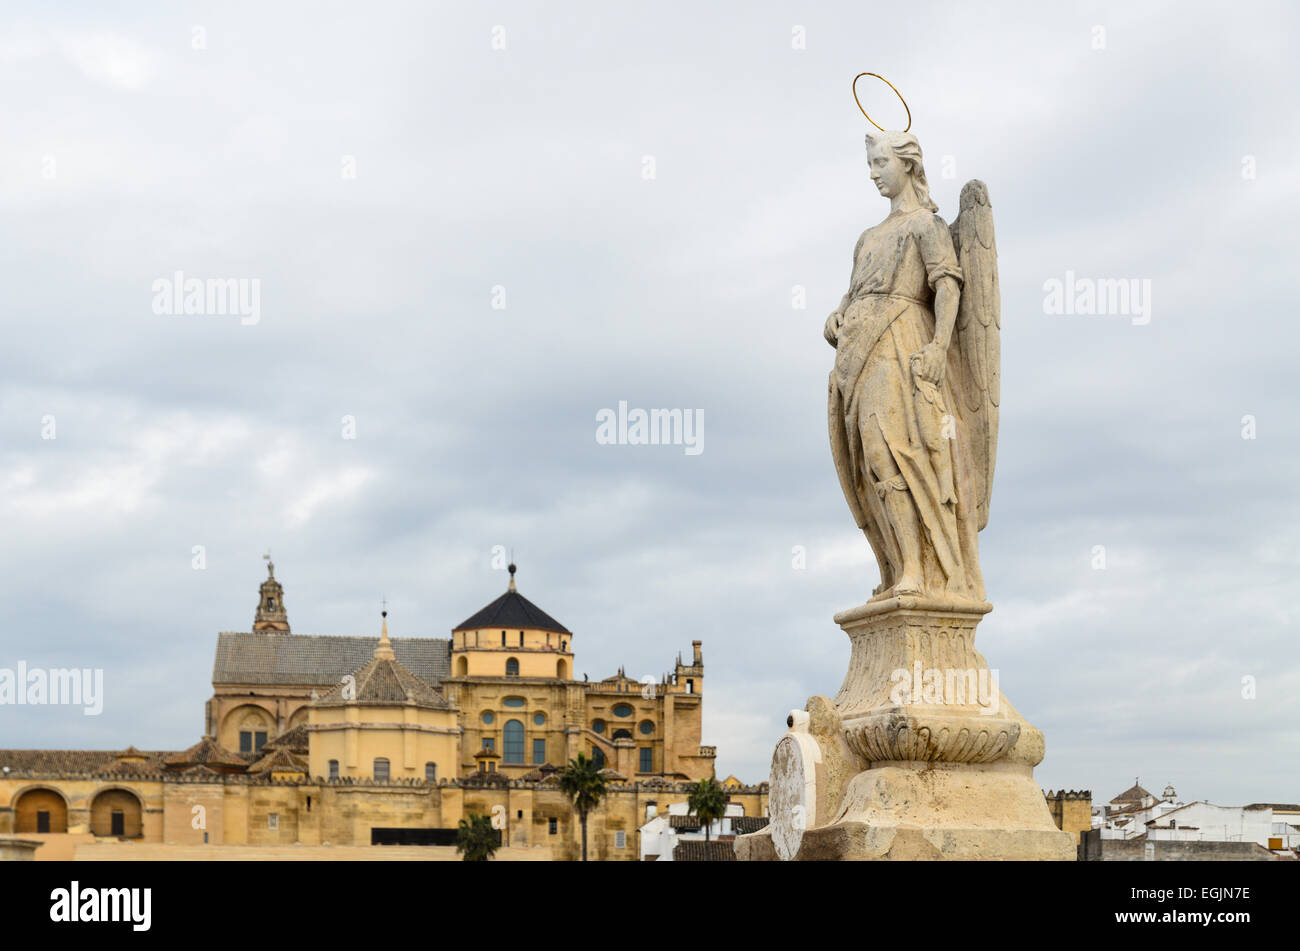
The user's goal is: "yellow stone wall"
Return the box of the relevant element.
[0,773,768,860]
[307,702,460,782]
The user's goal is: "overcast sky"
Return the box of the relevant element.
[1,0,1297,807]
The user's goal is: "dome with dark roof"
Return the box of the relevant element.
[452,568,570,635]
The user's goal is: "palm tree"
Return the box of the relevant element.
[456,812,499,861]
[558,752,607,861]
[688,776,728,846]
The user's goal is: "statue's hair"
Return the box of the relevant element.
[865,131,939,214]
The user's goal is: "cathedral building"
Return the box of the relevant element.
[0,561,767,860]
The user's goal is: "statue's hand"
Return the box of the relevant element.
[911,340,947,385]
[824,310,844,348]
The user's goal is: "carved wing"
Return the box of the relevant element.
[949,180,1001,531]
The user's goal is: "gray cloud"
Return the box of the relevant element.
[1,0,1297,805]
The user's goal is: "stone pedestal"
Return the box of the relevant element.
[738,595,1073,861]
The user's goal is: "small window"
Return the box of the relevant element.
[639,720,654,735]
[533,712,546,726]
[549,818,557,835]
[488,761,496,772]
[686,679,694,694]
[268,813,279,830]
[425,763,437,782]
[482,711,495,725]
[503,697,525,708]
[239,731,252,753]
[254,731,267,751]
[592,719,606,734]
[505,657,520,677]
[613,728,632,740]
[613,703,633,718]
[483,737,495,751]
[328,759,339,780]
[37,811,50,834]
[533,738,546,764]
[373,758,390,781]
[267,598,275,609]
[615,830,626,849]
[111,811,125,836]
[306,796,311,812]
[592,747,605,768]
[520,630,525,646]
[501,630,506,645]
[639,747,653,772]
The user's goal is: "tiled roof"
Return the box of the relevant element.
[0,750,160,773]
[315,654,451,709]
[731,816,770,835]
[262,724,309,755]
[452,589,570,635]
[673,841,735,862]
[163,737,246,770]
[247,748,308,774]
[1111,783,1153,803]
[213,632,451,687]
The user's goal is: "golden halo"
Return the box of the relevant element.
[852,72,911,133]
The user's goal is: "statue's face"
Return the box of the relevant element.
[867,144,908,198]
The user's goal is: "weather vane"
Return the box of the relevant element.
[852,71,911,132]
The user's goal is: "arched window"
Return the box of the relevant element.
[613,728,632,740]
[503,720,525,764]
[373,758,390,781]
[425,762,437,783]
[505,657,520,677]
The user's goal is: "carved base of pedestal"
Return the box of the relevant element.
[798,762,1073,860]
[736,596,1075,862]
[737,762,1074,861]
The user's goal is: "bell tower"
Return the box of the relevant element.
[253,555,290,632]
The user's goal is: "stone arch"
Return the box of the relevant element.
[14,786,69,834]
[220,702,276,752]
[286,706,309,730]
[90,787,143,838]
[556,658,568,679]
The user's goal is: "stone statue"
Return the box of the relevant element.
[737,109,1074,862]
[825,131,999,603]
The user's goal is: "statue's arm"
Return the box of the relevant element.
[932,276,959,349]
[825,232,865,347]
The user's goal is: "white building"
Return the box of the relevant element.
[638,800,752,861]
[1094,780,1300,854]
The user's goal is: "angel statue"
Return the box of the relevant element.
[824,130,1000,603]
